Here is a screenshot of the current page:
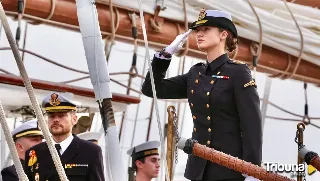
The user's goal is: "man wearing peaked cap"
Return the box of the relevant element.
[127,141,161,181]
[42,92,77,113]
[77,132,102,145]
[24,92,105,181]
[1,119,43,181]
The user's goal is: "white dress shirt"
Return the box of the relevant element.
[54,134,74,155]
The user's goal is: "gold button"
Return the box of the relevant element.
[208,128,211,132]
[190,103,194,107]
[199,72,201,75]
[206,104,209,108]
[193,115,196,120]
[207,116,211,120]
[207,140,210,145]
[194,128,196,132]
[206,92,210,96]
[217,71,220,75]
[191,90,194,94]
[210,80,214,84]
[195,79,199,83]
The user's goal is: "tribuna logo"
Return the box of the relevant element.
[263,162,305,176]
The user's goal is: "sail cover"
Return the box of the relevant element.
[107,0,320,66]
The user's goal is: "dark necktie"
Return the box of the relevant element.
[55,144,62,156]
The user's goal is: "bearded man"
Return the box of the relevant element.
[24,92,105,181]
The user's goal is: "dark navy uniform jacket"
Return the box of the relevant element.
[1,160,24,181]
[141,53,262,180]
[24,135,104,181]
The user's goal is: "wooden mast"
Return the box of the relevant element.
[2,0,320,85]
[287,0,320,8]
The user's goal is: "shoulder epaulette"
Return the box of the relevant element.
[244,80,257,88]
[193,62,205,66]
[228,59,246,65]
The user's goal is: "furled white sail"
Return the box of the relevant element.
[107,0,320,66]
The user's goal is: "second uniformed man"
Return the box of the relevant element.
[127,141,161,181]
[1,119,43,181]
[24,92,105,181]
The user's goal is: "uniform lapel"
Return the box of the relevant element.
[46,136,80,179]
[61,135,80,164]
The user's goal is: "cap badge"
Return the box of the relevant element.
[49,93,61,106]
[198,8,207,20]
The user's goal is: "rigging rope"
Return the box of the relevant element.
[247,0,263,80]
[15,0,23,47]
[137,1,170,181]
[0,3,69,180]
[128,50,149,169]
[21,22,28,62]
[175,0,189,57]
[0,102,28,181]
[302,82,310,124]
[103,0,120,63]
[119,12,139,140]
[282,0,304,80]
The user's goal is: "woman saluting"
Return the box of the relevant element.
[141,8,262,181]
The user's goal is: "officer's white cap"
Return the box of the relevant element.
[12,119,43,141]
[77,132,102,142]
[127,141,160,159]
[190,8,237,37]
[42,92,77,112]
[205,10,232,21]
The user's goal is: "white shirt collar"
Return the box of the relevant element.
[54,134,74,155]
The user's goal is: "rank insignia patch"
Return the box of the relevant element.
[244,80,257,88]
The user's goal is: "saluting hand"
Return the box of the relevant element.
[165,29,193,55]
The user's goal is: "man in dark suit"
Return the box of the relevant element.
[1,119,43,181]
[24,92,105,181]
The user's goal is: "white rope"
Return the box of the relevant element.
[128,50,148,168]
[0,21,3,38]
[137,1,170,181]
[0,2,69,180]
[0,101,28,181]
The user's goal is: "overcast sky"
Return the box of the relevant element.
[0,17,319,181]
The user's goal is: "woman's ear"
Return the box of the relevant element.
[220,30,228,40]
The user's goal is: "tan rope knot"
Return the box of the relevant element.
[129,66,138,78]
[149,5,163,32]
[250,42,259,57]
